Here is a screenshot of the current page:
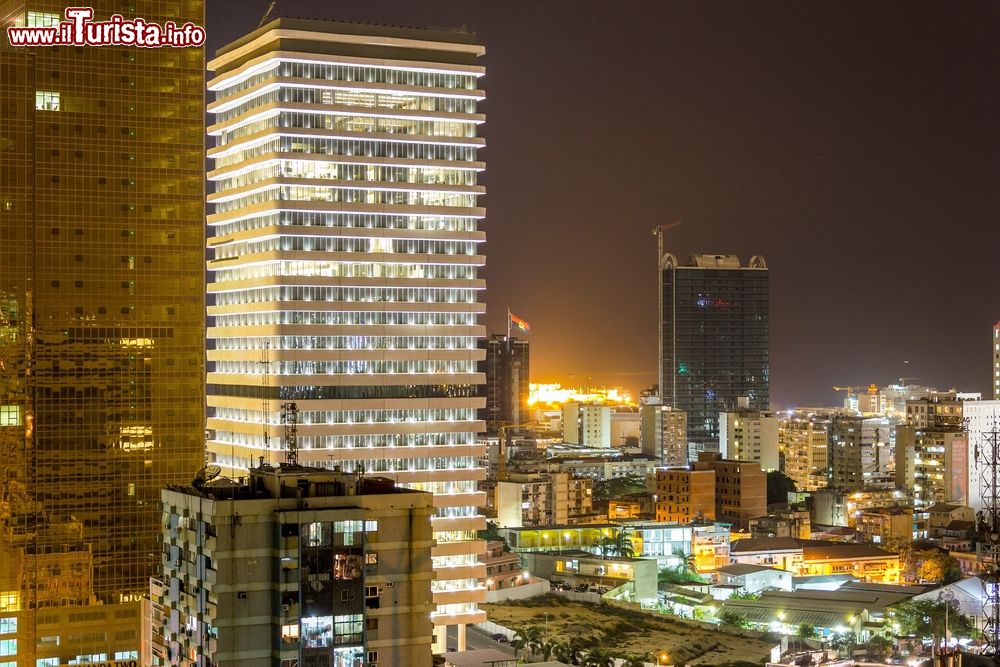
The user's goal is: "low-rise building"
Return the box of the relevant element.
[856,507,913,545]
[479,541,524,592]
[521,550,658,605]
[749,508,811,540]
[653,468,716,523]
[152,463,438,666]
[486,473,594,528]
[693,453,767,527]
[554,454,659,481]
[627,520,731,572]
[730,538,900,583]
[714,563,793,593]
[607,492,656,520]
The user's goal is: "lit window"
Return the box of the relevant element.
[0,406,19,427]
[0,619,11,636]
[0,640,14,657]
[26,11,60,28]
[35,91,60,112]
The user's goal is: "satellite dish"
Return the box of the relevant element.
[193,464,223,489]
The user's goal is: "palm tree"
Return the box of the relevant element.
[538,639,557,661]
[620,655,649,667]
[512,625,543,658]
[583,647,616,667]
[554,635,592,666]
[613,529,635,559]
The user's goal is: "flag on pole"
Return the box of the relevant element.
[508,311,530,335]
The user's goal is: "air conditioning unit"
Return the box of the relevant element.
[281,603,290,611]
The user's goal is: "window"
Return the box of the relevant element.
[0,640,14,657]
[0,618,13,635]
[367,651,378,664]
[35,91,60,111]
[365,586,378,598]
[26,11,60,27]
[0,406,20,427]
[365,553,378,565]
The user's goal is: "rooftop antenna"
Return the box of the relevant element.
[976,413,1000,659]
[281,401,299,466]
[260,342,270,461]
[257,0,277,29]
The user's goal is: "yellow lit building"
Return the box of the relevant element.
[653,468,715,523]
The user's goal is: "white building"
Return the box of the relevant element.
[719,406,779,471]
[640,397,688,467]
[204,19,488,651]
[966,399,1000,514]
[563,403,611,447]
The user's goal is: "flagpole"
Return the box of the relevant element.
[507,307,511,340]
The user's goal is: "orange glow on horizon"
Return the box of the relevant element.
[528,383,635,407]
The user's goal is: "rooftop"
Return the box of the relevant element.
[716,563,788,577]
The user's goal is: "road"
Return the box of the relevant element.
[446,625,516,655]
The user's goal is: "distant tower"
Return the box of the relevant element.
[658,253,770,453]
[993,321,999,399]
[481,334,530,434]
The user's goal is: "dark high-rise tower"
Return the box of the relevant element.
[658,253,769,455]
[0,2,205,663]
[481,334,530,433]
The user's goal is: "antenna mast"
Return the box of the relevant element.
[978,418,1000,658]
[281,402,299,466]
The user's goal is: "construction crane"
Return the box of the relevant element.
[496,421,536,482]
[832,385,876,399]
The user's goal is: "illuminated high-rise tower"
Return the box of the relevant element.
[658,253,769,455]
[205,19,488,651]
[0,2,205,664]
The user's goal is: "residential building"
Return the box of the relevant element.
[607,492,655,520]
[856,507,913,545]
[653,468,716,523]
[0,2,206,662]
[965,400,1000,515]
[779,414,829,491]
[719,403,779,471]
[204,19,488,650]
[481,334,529,434]
[627,521,731,572]
[730,538,900,583]
[479,542,524,592]
[520,550,658,605]
[658,253,769,454]
[151,464,437,667]
[894,424,968,507]
[926,502,975,536]
[639,398,687,467]
[828,414,887,490]
[693,452,767,527]
[562,402,611,447]
[487,473,593,528]
[610,407,640,448]
[995,322,1000,399]
[905,392,964,430]
[749,508,811,540]
[714,564,792,594]
[553,454,658,481]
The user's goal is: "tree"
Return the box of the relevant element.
[917,552,964,585]
[797,623,817,639]
[620,656,648,667]
[892,599,975,648]
[606,528,635,558]
[729,589,761,601]
[553,635,594,666]
[511,625,543,658]
[593,475,647,502]
[766,470,797,504]
[718,610,746,628]
[583,647,616,667]
[538,639,556,661]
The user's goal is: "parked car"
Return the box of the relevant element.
[491,633,509,643]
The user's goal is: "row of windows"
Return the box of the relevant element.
[213,406,475,424]
[212,261,476,283]
[212,335,476,351]
[214,236,476,260]
[214,359,476,375]
[216,161,476,191]
[217,431,477,449]
[208,383,479,400]
[212,211,479,238]
[213,135,478,169]
[213,311,477,327]
[213,286,477,306]
[213,184,476,213]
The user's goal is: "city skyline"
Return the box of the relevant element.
[208,0,1000,406]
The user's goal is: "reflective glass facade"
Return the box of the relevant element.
[659,255,769,453]
[205,19,488,649]
[0,2,205,663]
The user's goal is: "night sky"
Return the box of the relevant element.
[208,1,1000,407]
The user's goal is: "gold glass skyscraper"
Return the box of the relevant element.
[0,2,205,664]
